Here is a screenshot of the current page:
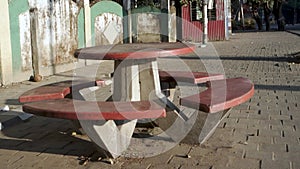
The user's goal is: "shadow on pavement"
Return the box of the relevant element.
[0,116,96,158]
[174,55,295,63]
[255,84,300,91]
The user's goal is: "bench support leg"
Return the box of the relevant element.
[156,84,230,144]
[198,109,230,144]
[156,108,230,144]
[84,59,141,158]
[91,120,137,158]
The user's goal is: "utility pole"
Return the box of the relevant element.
[202,0,208,46]
[123,0,132,43]
[84,0,91,47]
[161,0,169,42]
[84,0,91,66]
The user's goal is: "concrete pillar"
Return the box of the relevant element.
[227,0,232,34]
[83,0,92,66]
[84,0,91,47]
[30,8,42,82]
[0,0,13,85]
[169,1,177,42]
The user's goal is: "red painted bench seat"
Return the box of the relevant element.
[159,71,224,84]
[22,99,166,120]
[19,77,253,120]
[19,70,224,103]
[19,80,106,103]
[180,77,254,113]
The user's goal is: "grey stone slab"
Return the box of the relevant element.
[244,150,273,160]
[261,159,291,169]
[258,143,287,152]
[226,156,260,169]
[247,136,273,144]
[258,129,282,137]
[141,144,192,165]
[269,115,292,120]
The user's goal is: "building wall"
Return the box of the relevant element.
[77,0,123,67]
[132,7,162,43]
[91,1,123,45]
[9,0,81,82]
[4,0,123,84]
[2,0,174,84]
[0,0,13,85]
[181,1,226,42]
[77,1,123,48]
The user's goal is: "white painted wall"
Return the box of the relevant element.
[27,0,79,67]
[95,13,123,45]
[0,0,13,85]
[19,11,32,71]
[136,13,161,42]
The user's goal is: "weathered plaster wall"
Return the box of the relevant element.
[4,0,125,84]
[137,13,161,42]
[90,1,123,45]
[95,13,123,45]
[9,0,81,82]
[19,11,32,71]
[27,0,80,66]
[77,1,123,47]
[132,7,161,43]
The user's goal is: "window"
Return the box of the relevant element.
[191,1,202,21]
[208,0,216,20]
[191,0,217,21]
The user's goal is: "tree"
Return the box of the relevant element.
[251,1,263,30]
[263,1,272,31]
[248,0,286,31]
[273,0,285,30]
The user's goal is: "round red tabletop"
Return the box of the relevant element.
[74,42,196,60]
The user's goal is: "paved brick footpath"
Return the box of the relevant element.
[0,31,299,169]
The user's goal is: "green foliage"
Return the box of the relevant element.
[286,0,300,8]
[247,0,272,4]
[244,18,256,28]
[137,0,155,7]
[232,18,256,30]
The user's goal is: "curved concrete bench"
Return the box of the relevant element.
[19,80,107,103]
[19,79,166,121]
[18,77,254,158]
[159,71,224,84]
[180,77,254,113]
[20,71,222,103]
[156,77,254,145]
[159,71,225,101]
[22,99,166,120]
[19,80,166,159]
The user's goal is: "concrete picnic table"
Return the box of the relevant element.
[19,42,254,159]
